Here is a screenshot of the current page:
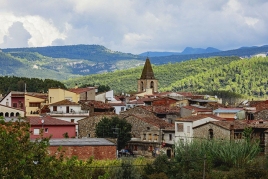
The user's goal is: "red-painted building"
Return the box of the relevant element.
[28,116,77,139]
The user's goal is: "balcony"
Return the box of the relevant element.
[47,110,89,117]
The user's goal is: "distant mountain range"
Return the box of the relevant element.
[0,44,267,81]
[139,47,221,57]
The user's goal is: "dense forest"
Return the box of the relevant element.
[64,56,268,99]
[0,76,66,95]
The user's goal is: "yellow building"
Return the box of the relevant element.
[24,93,48,116]
[48,87,96,104]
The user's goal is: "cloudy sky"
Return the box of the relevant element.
[0,0,267,54]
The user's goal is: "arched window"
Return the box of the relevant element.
[209,129,214,139]
[150,81,154,88]
[5,112,9,117]
[10,112,14,117]
[0,112,3,116]
[16,112,20,117]
[141,81,144,91]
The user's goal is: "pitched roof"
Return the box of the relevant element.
[176,114,226,122]
[193,120,248,130]
[183,105,213,112]
[28,116,77,126]
[80,100,114,109]
[68,87,95,94]
[213,108,244,113]
[124,114,174,130]
[140,57,155,79]
[48,138,115,146]
[50,99,79,106]
[140,105,180,114]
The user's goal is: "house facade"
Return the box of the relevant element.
[48,138,116,160]
[175,115,225,143]
[28,116,77,139]
[25,93,48,116]
[120,107,175,158]
[0,104,25,118]
[213,108,245,120]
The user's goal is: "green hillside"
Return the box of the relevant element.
[64,56,268,99]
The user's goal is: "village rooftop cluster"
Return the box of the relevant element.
[1,58,268,160]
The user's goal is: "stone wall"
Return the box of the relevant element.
[193,123,230,140]
[78,114,117,138]
[254,109,268,120]
[48,145,116,160]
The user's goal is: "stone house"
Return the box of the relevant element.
[48,138,116,160]
[120,107,175,158]
[193,120,248,140]
[253,109,268,120]
[140,105,180,124]
[175,114,225,143]
[194,120,268,153]
[77,113,117,138]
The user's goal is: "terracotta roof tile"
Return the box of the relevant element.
[80,100,114,109]
[28,116,77,126]
[124,114,174,130]
[50,99,79,106]
[177,114,225,122]
[140,105,180,114]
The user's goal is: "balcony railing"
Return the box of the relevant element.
[47,110,89,116]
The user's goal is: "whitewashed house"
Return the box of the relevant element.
[47,99,89,136]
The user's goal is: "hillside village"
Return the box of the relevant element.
[1,57,268,160]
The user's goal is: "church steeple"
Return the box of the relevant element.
[137,57,158,93]
[140,57,155,79]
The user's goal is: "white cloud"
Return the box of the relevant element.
[0,0,268,53]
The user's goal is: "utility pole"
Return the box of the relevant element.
[203,154,206,179]
[112,127,120,158]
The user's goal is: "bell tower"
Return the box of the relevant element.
[137,57,158,93]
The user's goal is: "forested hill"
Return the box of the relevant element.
[64,56,268,99]
[1,44,268,80]
[0,76,66,95]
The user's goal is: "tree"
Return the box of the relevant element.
[95,116,132,150]
[0,117,53,178]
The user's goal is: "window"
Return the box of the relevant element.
[121,107,125,111]
[169,134,172,141]
[33,129,40,135]
[209,129,214,139]
[187,126,190,133]
[71,119,75,122]
[45,128,48,133]
[53,106,57,111]
[177,123,183,132]
[88,133,91,137]
[148,134,152,141]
